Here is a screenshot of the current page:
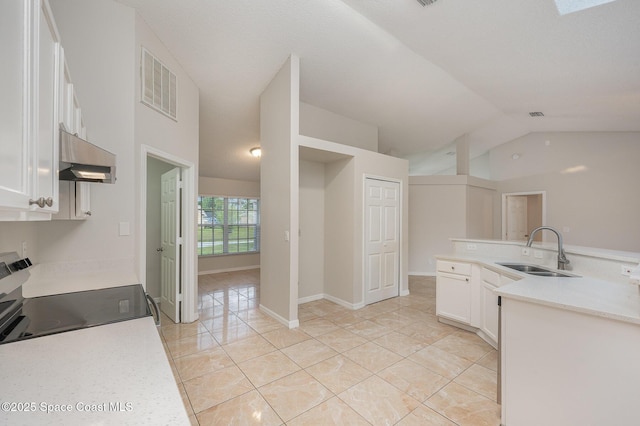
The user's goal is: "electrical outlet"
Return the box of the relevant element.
[534,250,543,259]
[467,243,477,251]
[621,265,633,276]
[521,247,530,256]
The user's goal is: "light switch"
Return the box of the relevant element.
[119,222,130,236]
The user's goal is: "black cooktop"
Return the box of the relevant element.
[0,284,151,344]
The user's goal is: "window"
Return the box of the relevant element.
[197,196,260,256]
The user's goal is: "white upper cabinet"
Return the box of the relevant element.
[36,0,60,214]
[0,0,61,219]
[0,1,33,211]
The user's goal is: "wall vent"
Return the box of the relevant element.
[417,0,439,6]
[141,47,177,120]
[529,111,545,117]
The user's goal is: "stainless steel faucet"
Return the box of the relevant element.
[526,226,570,270]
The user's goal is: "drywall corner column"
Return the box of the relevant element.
[259,55,299,327]
[456,134,470,175]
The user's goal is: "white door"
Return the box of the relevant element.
[506,196,528,241]
[364,178,400,305]
[160,167,181,322]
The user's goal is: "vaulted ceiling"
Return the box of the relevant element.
[116,0,640,181]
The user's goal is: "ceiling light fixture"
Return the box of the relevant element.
[250,147,261,158]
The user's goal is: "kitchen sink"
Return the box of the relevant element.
[497,263,578,278]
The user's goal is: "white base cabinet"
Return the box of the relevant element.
[479,267,513,345]
[501,298,640,426]
[436,259,519,348]
[436,260,474,325]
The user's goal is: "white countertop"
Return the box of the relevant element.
[0,317,189,425]
[496,276,640,325]
[436,254,640,326]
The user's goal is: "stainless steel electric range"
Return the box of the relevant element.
[0,252,159,345]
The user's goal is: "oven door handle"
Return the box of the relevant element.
[145,294,161,326]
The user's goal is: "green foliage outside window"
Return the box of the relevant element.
[197,196,260,256]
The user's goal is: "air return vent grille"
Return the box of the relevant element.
[417,0,439,6]
[141,47,177,120]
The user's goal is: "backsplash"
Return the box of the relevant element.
[451,238,640,284]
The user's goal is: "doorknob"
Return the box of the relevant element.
[156,247,164,252]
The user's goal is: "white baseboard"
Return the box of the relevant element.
[322,294,364,310]
[298,294,324,304]
[400,289,410,296]
[198,265,260,275]
[297,293,365,310]
[259,304,299,329]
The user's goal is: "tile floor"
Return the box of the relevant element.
[158,270,501,425]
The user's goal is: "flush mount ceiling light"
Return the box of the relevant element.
[249,147,261,158]
[554,0,617,15]
[417,0,439,6]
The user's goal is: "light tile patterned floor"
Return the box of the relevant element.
[158,270,501,425]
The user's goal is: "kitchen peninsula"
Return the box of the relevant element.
[436,238,640,426]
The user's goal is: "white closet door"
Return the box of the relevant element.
[364,178,400,305]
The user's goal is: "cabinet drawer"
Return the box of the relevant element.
[437,260,472,276]
[481,267,501,286]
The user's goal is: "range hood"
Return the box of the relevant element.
[59,127,116,184]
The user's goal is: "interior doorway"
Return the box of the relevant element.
[502,191,546,242]
[140,145,197,324]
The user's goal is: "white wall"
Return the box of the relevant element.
[298,160,325,300]
[260,56,299,325]
[299,136,409,305]
[490,132,640,251]
[134,13,200,299]
[198,177,260,274]
[409,175,495,275]
[322,157,356,304]
[409,177,466,275]
[35,0,136,267]
[299,102,378,152]
[0,222,40,261]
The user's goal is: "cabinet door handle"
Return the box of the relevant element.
[451,266,455,270]
[84,211,92,216]
[45,197,53,207]
[465,278,469,282]
[29,197,45,208]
